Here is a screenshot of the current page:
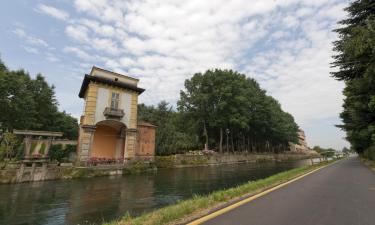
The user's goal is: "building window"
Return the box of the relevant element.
[111,92,120,109]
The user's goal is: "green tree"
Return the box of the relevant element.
[48,144,76,162]
[332,0,375,156]
[342,147,353,156]
[53,111,79,139]
[179,70,253,152]
[138,101,200,155]
[0,68,37,130]
[178,72,213,150]
[0,132,19,160]
[0,58,78,139]
[178,69,299,153]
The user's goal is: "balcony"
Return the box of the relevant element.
[103,107,125,120]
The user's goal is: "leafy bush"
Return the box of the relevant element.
[48,144,76,162]
[0,132,20,161]
[363,146,375,161]
[14,143,24,160]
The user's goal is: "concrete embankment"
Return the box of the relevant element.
[0,153,317,184]
[0,162,156,184]
[154,153,316,168]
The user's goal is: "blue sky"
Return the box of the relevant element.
[0,0,350,149]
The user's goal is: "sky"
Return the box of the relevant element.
[0,0,351,150]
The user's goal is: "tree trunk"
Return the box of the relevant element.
[203,121,209,150]
[226,129,229,152]
[243,135,245,152]
[231,132,234,153]
[219,127,223,153]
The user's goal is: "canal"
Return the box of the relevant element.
[0,160,312,225]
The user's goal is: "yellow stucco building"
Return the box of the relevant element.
[77,66,155,164]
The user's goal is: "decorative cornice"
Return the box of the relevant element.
[79,74,145,98]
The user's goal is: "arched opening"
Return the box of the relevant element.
[91,120,126,159]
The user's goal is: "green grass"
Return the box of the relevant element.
[104,159,338,225]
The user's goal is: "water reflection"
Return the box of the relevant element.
[0,160,310,225]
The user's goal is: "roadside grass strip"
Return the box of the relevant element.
[105,159,339,225]
[361,157,375,172]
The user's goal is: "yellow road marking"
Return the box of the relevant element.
[187,160,341,225]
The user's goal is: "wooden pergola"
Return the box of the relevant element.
[13,130,63,160]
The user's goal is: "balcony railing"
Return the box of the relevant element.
[103,107,125,119]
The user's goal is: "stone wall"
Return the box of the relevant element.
[0,153,317,184]
[0,162,156,184]
[154,153,314,168]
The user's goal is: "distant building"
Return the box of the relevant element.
[289,129,313,154]
[76,66,155,164]
[297,130,308,148]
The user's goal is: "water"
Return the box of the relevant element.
[0,160,311,225]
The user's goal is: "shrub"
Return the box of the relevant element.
[363,146,375,161]
[0,132,20,161]
[48,144,76,162]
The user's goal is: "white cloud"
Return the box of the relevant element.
[65,23,120,55]
[65,25,90,43]
[80,19,115,37]
[13,28,49,47]
[45,54,60,62]
[47,0,349,148]
[63,46,93,61]
[36,4,70,21]
[243,3,347,130]
[62,1,348,113]
[92,37,120,55]
[22,46,39,54]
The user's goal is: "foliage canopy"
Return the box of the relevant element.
[0,58,78,139]
[332,0,375,157]
[140,69,299,155]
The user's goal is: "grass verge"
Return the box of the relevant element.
[360,157,375,172]
[104,159,339,225]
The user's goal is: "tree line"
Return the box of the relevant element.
[312,146,353,158]
[0,59,78,160]
[0,58,299,157]
[140,69,299,155]
[0,59,78,139]
[332,0,375,160]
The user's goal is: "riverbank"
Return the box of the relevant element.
[105,159,339,225]
[0,161,156,184]
[154,152,317,168]
[0,152,318,184]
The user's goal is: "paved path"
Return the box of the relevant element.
[202,157,375,225]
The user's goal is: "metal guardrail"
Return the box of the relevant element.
[310,156,344,165]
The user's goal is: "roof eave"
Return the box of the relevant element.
[78,74,145,98]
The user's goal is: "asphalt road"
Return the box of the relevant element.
[202,157,375,225]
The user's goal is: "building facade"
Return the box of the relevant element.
[77,66,155,163]
[289,129,311,153]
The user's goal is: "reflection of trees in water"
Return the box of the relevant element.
[0,160,310,225]
[152,161,308,204]
[0,181,69,225]
[65,175,155,224]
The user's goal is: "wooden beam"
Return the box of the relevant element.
[13,130,63,137]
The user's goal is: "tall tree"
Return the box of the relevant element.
[0,58,78,139]
[332,0,375,155]
[0,69,37,130]
[138,101,201,155]
[178,69,299,153]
